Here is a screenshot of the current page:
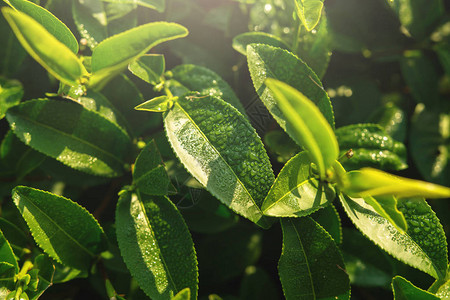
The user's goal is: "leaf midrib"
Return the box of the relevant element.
[263,178,310,213]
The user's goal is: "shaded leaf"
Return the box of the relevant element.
[27,254,55,300]
[340,195,448,279]
[12,186,108,271]
[129,54,165,85]
[232,32,290,55]
[264,130,300,163]
[294,0,324,31]
[0,229,18,274]
[239,267,279,300]
[392,276,439,300]
[0,77,23,120]
[0,13,27,76]
[261,151,335,217]
[278,217,350,300]
[164,95,274,228]
[172,288,190,300]
[265,79,338,178]
[311,204,342,244]
[1,8,87,86]
[369,102,407,142]
[72,0,107,49]
[6,99,132,177]
[116,190,198,300]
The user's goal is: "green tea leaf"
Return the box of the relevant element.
[232,32,290,55]
[6,99,132,177]
[129,54,165,85]
[362,195,407,233]
[133,140,173,195]
[239,267,279,300]
[312,204,342,244]
[435,279,450,299]
[115,190,198,300]
[294,0,324,31]
[5,0,79,53]
[279,217,350,300]
[0,217,30,252]
[369,102,407,142]
[336,123,407,171]
[0,229,18,274]
[344,168,450,199]
[1,8,87,86]
[247,44,334,130]
[164,95,274,228]
[90,22,188,87]
[72,0,107,49]
[265,79,338,178]
[169,64,247,117]
[27,254,55,300]
[0,77,23,120]
[340,195,448,279]
[392,276,440,300]
[135,96,174,112]
[172,288,190,300]
[12,186,108,271]
[264,130,301,163]
[261,151,335,217]
[101,0,165,12]
[0,13,27,77]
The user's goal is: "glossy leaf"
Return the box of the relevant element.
[1,8,87,86]
[362,195,407,233]
[369,102,407,143]
[247,44,334,130]
[129,54,165,85]
[392,276,439,300]
[311,204,342,244]
[279,217,350,300]
[12,186,108,271]
[172,288,190,300]
[115,190,198,300]
[90,22,188,87]
[340,195,448,279]
[232,32,290,55]
[6,99,132,177]
[164,95,274,228]
[0,13,27,77]
[135,96,174,112]
[0,229,18,274]
[169,64,247,116]
[5,0,79,53]
[265,79,338,178]
[133,140,173,195]
[435,279,450,299]
[0,77,23,120]
[336,123,407,171]
[294,0,324,31]
[72,0,107,49]
[344,168,450,199]
[101,0,165,12]
[261,151,335,217]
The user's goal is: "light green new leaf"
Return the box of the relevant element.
[279,217,350,300]
[135,96,174,112]
[5,0,79,53]
[435,279,450,299]
[133,140,173,195]
[0,229,18,274]
[344,168,450,199]
[101,0,165,12]
[261,151,335,217]
[295,0,324,31]
[392,276,440,300]
[115,190,198,300]
[90,22,188,87]
[164,95,275,228]
[6,99,132,177]
[129,54,165,85]
[12,186,108,271]
[169,64,247,117]
[340,195,448,279]
[362,195,407,233]
[232,32,290,56]
[265,79,338,178]
[247,44,334,129]
[1,8,87,86]
[172,288,190,300]
[0,78,23,120]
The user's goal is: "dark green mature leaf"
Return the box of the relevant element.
[278,217,350,300]
[265,79,338,178]
[0,217,30,252]
[340,195,448,279]
[392,276,440,300]
[294,0,324,31]
[0,12,27,76]
[90,22,188,87]
[0,229,18,274]
[12,186,108,271]
[232,32,291,55]
[311,204,342,244]
[116,190,198,300]
[410,106,449,186]
[101,0,165,12]
[164,95,274,228]
[27,254,55,300]
[261,151,335,217]
[169,64,247,116]
[264,130,301,163]
[239,267,279,300]
[1,8,87,86]
[129,54,165,85]
[72,0,107,49]
[133,140,173,196]
[369,102,407,142]
[5,0,79,53]
[336,123,407,171]
[0,77,22,120]
[247,44,334,129]
[6,99,132,177]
